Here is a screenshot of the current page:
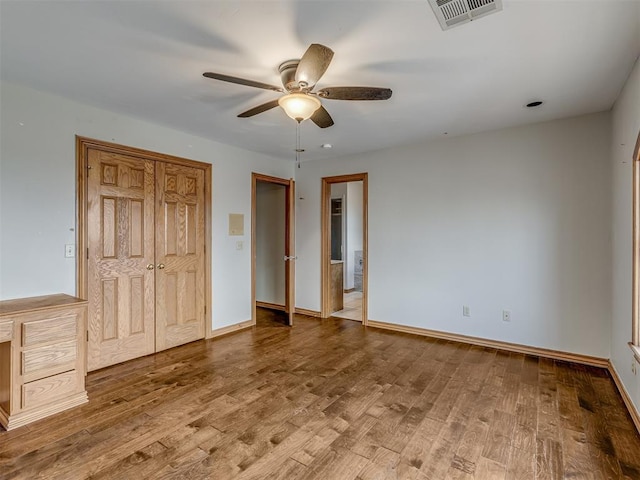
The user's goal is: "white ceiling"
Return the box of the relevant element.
[1,1,638,161]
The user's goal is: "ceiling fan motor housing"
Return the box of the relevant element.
[279,60,301,91]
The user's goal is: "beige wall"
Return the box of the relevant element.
[611,57,640,414]
[296,112,612,358]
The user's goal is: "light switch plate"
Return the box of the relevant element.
[65,244,75,258]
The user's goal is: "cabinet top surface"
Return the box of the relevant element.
[0,294,87,317]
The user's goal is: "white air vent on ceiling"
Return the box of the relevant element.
[428,0,503,30]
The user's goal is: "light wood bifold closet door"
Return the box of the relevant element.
[85,144,207,371]
[155,162,206,351]
[87,150,156,370]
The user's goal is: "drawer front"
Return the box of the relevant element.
[0,320,13,342]
[22,314,78,347]
[22,370,79,409]
[22,339,77,383]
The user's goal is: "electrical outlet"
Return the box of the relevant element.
[502,310,511,322]
[462,306,470,317]
[236,241,243,251]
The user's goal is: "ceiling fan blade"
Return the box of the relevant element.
[310,106,334,128]
[203,72,283,92]
[317,86,392,101]
[238,99,280,118]
[295,44,334,89]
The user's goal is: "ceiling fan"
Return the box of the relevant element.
[203,43,392,128]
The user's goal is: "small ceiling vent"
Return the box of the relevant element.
[429,0,503,30]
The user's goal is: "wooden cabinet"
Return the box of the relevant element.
[0,294,88,430]
[0,320,12,342]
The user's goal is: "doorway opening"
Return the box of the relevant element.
[251,173,295,326]
[321,173,368,323]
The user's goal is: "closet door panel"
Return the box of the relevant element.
[155,163,206,351]
[87,150,156,371]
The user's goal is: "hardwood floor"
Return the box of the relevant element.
[1,309,639,479]
[332,291,363,322]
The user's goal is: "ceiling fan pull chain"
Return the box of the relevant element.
[296,122,301,169]
[294,122,307,168]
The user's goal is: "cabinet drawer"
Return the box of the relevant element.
[0,320,13,342]
[22,314,78,347]
[22,339,77,383]
[22,370,79,409]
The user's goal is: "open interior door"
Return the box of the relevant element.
[252,173,295,326]
[285,178,296,326]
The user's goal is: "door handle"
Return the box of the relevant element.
[146,264,155,270]
[283,256,298,261]
[157,263,165,270]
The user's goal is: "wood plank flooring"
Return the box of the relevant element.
[1,309,639,479]
[332,291,363,322]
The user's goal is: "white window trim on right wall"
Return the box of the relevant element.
[632,129,640,362]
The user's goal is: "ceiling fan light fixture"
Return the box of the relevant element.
[278,93,321,122]
[204,43,390,128]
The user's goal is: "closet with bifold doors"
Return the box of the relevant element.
[78,137,211,371]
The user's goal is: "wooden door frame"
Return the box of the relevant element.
[75,136,213,338]
[251,173,295,326]
[321,173,368,324]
